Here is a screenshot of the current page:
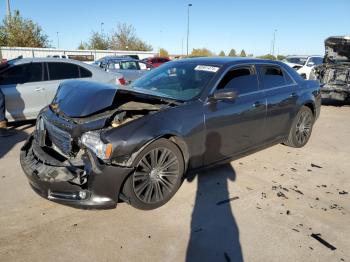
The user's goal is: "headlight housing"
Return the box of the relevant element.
[81,131,113,160]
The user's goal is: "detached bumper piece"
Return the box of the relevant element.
[20,135,133,209]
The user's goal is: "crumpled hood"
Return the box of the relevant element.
[51,80,118,118]
[324,36,350,63]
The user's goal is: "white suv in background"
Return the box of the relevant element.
[283,55,324,79]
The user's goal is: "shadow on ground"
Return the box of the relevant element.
[186,131,243,262]
[0,120,34,159]
[322,98,350,107]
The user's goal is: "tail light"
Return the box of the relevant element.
[117,77,126,85]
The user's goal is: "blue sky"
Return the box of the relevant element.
[1,0,349,56]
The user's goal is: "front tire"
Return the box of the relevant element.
[285,106,314,148]
[122,138,184,210]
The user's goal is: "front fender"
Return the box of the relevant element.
[100,101,205,168]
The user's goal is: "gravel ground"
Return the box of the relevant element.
[0,104,349,262]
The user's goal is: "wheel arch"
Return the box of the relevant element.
[303,101,316,116]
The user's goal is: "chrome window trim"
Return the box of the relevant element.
[207,62,298,101]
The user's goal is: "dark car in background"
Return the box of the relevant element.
[142,57,170,68]
[20,57,321,210]
[312,36,350,102]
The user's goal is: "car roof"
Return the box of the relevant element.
[174,57,276,66]
[8,57,89,66]
[286,55,322,58]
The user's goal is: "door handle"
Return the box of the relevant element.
[290,92,297,98]
[35,87,44,92]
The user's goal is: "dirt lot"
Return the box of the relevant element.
[0,104,349,262]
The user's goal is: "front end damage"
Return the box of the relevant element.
[313,36,350,102]
[20,135,133,209]
[20,81,175,209]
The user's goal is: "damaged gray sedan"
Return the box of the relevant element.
[312,36,350,102]
[20,58,321,210]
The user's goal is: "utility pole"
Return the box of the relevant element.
[56,32,59,49]
[101,22,104,36]
[186,3,192,56]
[6,0,11,19]
[272,29,277,57]
[181,38,184,56]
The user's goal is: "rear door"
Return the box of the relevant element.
[256,65,299,141]
[204,65,267,165]
[0,62,46,121]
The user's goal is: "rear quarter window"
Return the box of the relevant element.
[79,66,92,78]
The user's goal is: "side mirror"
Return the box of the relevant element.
[212,89,237,101]
[307,62,315,67]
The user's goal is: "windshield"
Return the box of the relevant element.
[130,62,220,101]
[285,57,308,65]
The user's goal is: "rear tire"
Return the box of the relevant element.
[285,106,314,148]
[122,138,184,210]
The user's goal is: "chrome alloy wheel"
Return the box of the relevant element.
[133,148,180,204]
[295,110,313,145]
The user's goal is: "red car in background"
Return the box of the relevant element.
[142,57,170,68]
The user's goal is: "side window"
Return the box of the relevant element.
[27,63,43,82]
[120,61,140,70]
[48,62,79,80]
[217,66,259,94]
[258,66,286,89]
[139,62,148,70]
[79,66,92,78]
[0,63,42,85]
[307,57,323,66]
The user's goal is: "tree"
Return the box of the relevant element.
[239,49,246,57]
[277,55,286,61]
[228,49,237,57]
[84,31,109,50]
[77,42,85,50]
[0,10,49,47]
[256,54,276,60]
[218,50,225,56]
[109,23,152,51]
[159,48,169,57]
[190,48,214,57]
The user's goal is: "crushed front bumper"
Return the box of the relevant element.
[20,135,133,209]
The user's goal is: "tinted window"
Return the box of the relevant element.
[217,67,258,94]
[0,63,42,85]
[283,70,295,85]
[258,66,286,89]
[79,66,92,78]
[48,62,79,80]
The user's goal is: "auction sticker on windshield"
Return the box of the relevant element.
[194,65,220,73]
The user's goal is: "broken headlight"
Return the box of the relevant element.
[81,131,113,160]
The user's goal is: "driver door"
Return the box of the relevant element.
[0,62,46,121]
[203,65,267,165]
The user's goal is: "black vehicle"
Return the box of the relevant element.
[20,58,321,210]
[312,36,350,102]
